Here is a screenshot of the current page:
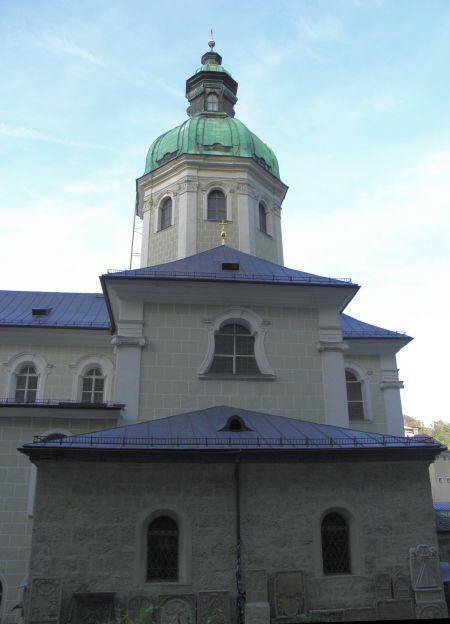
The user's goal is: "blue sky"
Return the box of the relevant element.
[1,0,449,424]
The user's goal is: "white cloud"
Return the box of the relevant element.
[295,16,343,42]
[33,34,106,67]
[0,122,117,151]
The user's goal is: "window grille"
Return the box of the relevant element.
[81,367,105,403]
[206,93,219,112]
[345,370,364,420]
[209,323,259,375]
[259,202,267,233]
[207,190,226,221]
[321,512,351,575]
[147,516,178,581]
[160,198,172,230]
[15,365,38,403]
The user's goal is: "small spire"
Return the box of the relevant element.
[220,219,226,245]
[208,29,215,51]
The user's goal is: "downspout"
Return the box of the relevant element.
[235,454,245,624]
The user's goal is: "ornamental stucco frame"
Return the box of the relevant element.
[256,196,272,236]
[344,361,373,422]
[4,352,51,401]
[155,192,176,233]
[312,501,363,578]
[202,183,232,222]
[198,307,275,377]
[134,506,192,587]
[70,355,114,402]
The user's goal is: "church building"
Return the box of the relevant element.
[0,40,447,622]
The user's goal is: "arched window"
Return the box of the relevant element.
[81,367,105,403]
[147,516,179,581]
[160,197,172,230]
[345,370,364,420]
[207,189,226,221]
[259,202,267,233]
[206,93,219,112]
[15,365,38,403]
[321,512,351,575]
[209,323,260,375]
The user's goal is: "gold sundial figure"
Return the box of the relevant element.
[220,220,226,245]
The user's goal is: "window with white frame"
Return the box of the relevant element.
[207,189,226,221]
[208,322,260,375]
[81,367,105,403]
[345,370,365,420]
[15,365,38,403]
[160,197,172,230]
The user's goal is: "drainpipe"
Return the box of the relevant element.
[235,455,245,624]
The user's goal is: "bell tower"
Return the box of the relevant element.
[135,41,288,268]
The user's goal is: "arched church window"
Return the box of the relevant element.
[15,365,38,403]
[345,370,364,420]
[206,93,219,112]
[209,323,260,375]
[81,367,105,403]
[207,189,226,221]
[321,512,351,575]
[160,197,172,230]
[147,516,179,581]
[259,202,268,233]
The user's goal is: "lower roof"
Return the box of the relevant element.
[21,405,442,463]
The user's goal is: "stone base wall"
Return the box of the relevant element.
[28,458,442,619]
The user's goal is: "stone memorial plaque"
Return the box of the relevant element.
[345,607,375,621]
[409,544,441,591]
[245,603,270,624]
[416,602,448,619]
[392,574,411,600]
[127,596,155,623]
[309,609,345,621]
[374,574,392,600]
[73,592,115,624]
[375,599,414,621]
[245,570,268,603]
[273,571,306,620]
[27,577,63,624]
[197,591,230,624]
[159,596,196,624]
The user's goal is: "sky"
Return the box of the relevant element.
[0,0,449,425]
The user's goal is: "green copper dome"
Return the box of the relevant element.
[144,114,280,179]
[195,64,231,75]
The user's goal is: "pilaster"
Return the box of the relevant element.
[237,182,256,255]
[380,354,405,436]
[177,177,198,259]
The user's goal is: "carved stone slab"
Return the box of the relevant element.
[159,596,196,624]
[27,577,63,624]
[126,596,156,623]
[309,609,345,621]
[245,570,268,603]
[374,574,392,600]
[245,603,270,624]
[273,571,306,620]
[73,592,115,624]
[409,545,441,592]
[415,602,448,619]
[344,607,375,621]
[392,574,411,600]
[375,599,414,621]
[197,591,230,624]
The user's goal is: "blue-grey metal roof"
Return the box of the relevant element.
[0,291,110,329]
[434,503,450,511]
[105,246,356,287]
[0,289,409,340]
[24,405,442,453]
[341,313,411,340]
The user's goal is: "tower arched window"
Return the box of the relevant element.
[259,202,268,233]
[206,93,219,112]
[147,516,179,581]
[160,197,172,230]
[321,512,351,575]
[15,365,38,403]
[207,189,226,221]
[209,322,260,375]
[81,367,105,403]
[345,370,364,420]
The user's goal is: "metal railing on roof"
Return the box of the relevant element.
[106,268,353,284]
[343,329,407,337]
[0,398,123,408]
[0,319,110,328]
[31,434,438,448]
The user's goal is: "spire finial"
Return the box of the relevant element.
[220,219,226,245]
[208,29,215,51]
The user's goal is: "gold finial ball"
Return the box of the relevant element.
[208,29,215,51]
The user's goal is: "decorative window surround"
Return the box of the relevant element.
[198,308,275,378]
[344,362,373,422]
[4,352,51,401]
[153,192,176,233]
[70,355,114,402]
[202,184,231,222]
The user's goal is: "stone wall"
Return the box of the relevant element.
[29,458,439,617]
[0,416,117,624]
